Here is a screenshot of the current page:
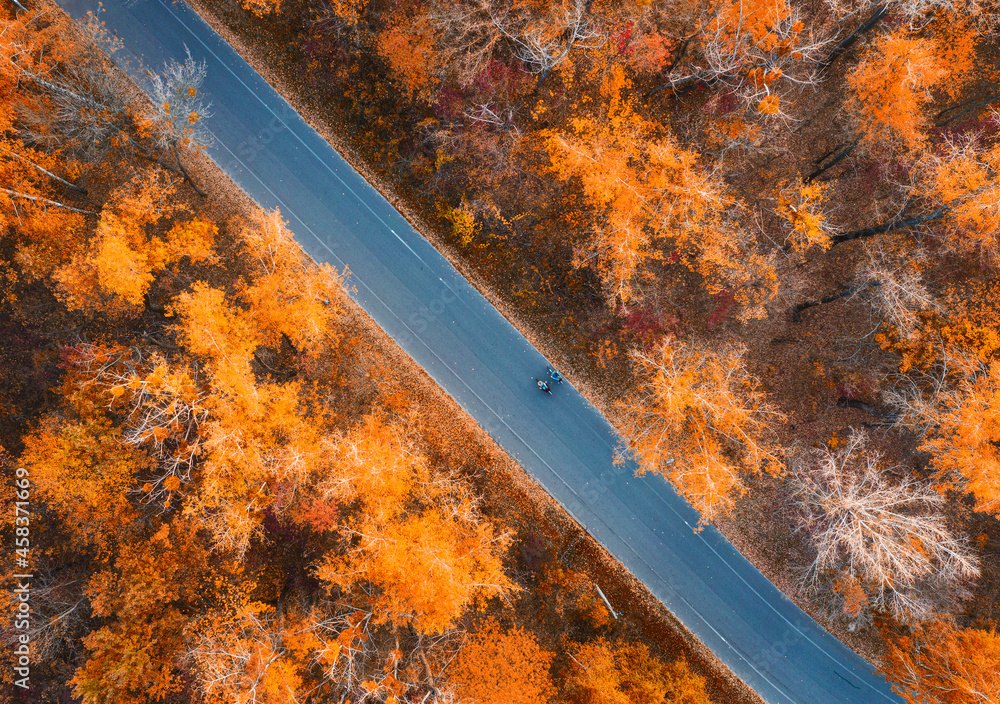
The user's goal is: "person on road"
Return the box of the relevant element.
[548,367,564,384]
[536,379,552,394]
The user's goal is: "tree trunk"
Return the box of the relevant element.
[821,4,890,72]
[0,187,95,215]
[935,94,1000,126]
[829,204,949,246]
[805,139,859,183]
[837,397,899,422]
[792,279,880,321]
[171,141,207,197]
[253,349,297,378]
[2,148,88,194]
[143,331,180,350]
[143,293,175,318]
[642,35,698,98]
[645,71,714,99]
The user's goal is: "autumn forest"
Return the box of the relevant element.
[2,0,1000,701]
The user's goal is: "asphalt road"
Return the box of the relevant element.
[50,2,904,702]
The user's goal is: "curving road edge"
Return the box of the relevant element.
[50,1,903,702]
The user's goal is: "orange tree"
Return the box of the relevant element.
[879,277,1000,517]
[886,359,1000,516]
[846,28,949,154]
[71,519,209,704]
[314,412,514,635]
[616,336,781,522]
[827,15,990,248]
[54,173,216,315]
[187,600,323,704]
[445,619,555,704]
[543,65,775,315]
[880,620,1000,704]
[1,10,224,318]
[235,208,345,357]
[563,638,710,704]
[828,135,1000,252]
[19,410,147,556]
[920,137,1000,260]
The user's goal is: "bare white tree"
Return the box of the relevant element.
[855,242,941,336]
[0,566,89,663]
[429,0,511,87]
[649,3,829,121]
[306,597,460,703]
[146,47,213,194]
[792,240,941,335]
[463,102,521,136]
[12,16,212,193]
[501,0,604,82]
[15,29,142,166]
[826,0,997,29]
[790,431,979,624]
[189,596,459,703]
[430,0,605,87]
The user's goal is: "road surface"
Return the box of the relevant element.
[50,1,903,702]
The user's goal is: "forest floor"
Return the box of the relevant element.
[178,0,999,678]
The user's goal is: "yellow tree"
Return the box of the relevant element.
[74,285,328,557]
[54,173,216,315]
[544,65,773,311]
[193,379,326,556]
[236,208,344,357]
[170,281,330,554]
[72,519,208,704]
[563,638,710,704]
[847,29,948,152]
[445,620,555,704]
[314,414,513,634]
[617,336,781,522]
[173,282,260,370]
[880,620,1000,704]
[318,507,512,633]
[19,411,146,554]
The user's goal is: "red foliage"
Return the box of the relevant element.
[706,289,736,330]
[614,22,635,56]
